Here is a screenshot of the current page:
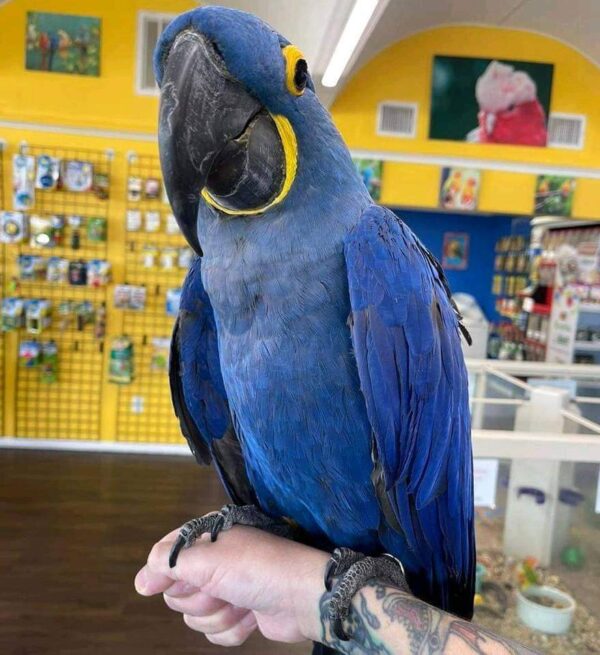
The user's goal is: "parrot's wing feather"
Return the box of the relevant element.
[345,205,475,618]
[170,257,256,505]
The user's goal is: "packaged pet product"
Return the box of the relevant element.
[40,341,59,383]
[109,337,134,384]
[126,210,142,231]
[144,178,161,200]
[13,154,35,210]
[46,257,69,283]
[87,260,111,287]
[25,299,52,334]
[0,211,27,244]
[165,288,182,317]
[127,177,142,202]
[87,217,107,242]
[35,155,60,190]
[19,340,41,367]
[2,298,25,331]
[63,160,94,192]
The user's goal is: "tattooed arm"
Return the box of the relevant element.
[320,581,540,655]
[136,525,539,654]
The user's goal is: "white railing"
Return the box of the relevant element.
[465,358,600,462]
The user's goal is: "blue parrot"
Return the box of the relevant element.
[154,5,475,640]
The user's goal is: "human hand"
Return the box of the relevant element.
[135,525,329,647]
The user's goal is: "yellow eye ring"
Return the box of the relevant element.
[282,44,308,96]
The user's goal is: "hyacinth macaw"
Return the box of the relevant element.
[154,4,475,635]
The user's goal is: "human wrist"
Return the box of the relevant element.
[291,548,330,643]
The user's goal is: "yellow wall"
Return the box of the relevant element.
[332,25,600,217]
[0,0,195,132]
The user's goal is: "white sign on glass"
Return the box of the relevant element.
[473,458,499,508]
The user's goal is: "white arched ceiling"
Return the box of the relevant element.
[208,0,599,106]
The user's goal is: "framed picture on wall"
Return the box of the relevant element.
[535,175,576,216]
[429,55,554,147]
[352,158,383,201]
[439,167,481,210]
[25,12,101,76]
[442,232,470,270]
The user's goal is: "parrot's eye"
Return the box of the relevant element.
[282,44,309,96]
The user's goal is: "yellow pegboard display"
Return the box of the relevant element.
[0,141,193,444]
[2,143,111,440]
[114,153,188,444]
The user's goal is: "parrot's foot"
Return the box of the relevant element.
[169,504,292,568]
[324,548,410,641]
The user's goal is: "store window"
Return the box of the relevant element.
[135,11,176,96]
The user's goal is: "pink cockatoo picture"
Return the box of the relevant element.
[468,60,548,146]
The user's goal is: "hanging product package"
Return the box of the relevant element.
[63,160,94,192]
[165,212,180,235]
[68,260,87,286]
[145,211,161,232]
[30,215,55,248]
[109,336,134,384]
[75,302,95,330]
[25,299,52,334]
[165,288,182,317]
[126,210,142,231]
[150,337,171,372]
[94,172,110,200]
[87,260,111,287]
[35,155,60,190]
[13,154,35,210]
[2,298,25,331]
[18,255,47,280]
[46,257,69,283]
[144,177,161,200]
[127,177,142,202]
[19,340,41,367]
[40,341,59,383]
[87,217,107,242]
[0,211,27,243]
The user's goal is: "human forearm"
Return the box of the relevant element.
[315,581,540,655]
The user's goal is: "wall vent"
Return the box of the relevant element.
[376,102,418,138]
[135,12,176,96]
[547,113,586,149]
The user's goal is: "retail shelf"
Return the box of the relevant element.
[573,341,600,352]
[579,303,600,314]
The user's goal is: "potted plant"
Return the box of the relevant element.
[515,557,575,635]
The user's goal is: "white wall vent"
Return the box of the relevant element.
[547,113,586,149]
[135,11,176,96]
[376,102,418,138]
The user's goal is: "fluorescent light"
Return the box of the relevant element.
[322,0,379,88]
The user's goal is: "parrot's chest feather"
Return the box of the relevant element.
[202,246,380,545]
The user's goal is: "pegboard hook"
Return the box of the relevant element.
[127,150,138,164]
[19,140,29,155]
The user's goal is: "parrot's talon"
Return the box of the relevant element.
[169,504,294,567]
[326,549,410,641]
[168,535,186,569]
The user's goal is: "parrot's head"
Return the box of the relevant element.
[154,6,367,256]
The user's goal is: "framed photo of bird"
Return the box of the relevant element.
[439,167,481,210]
[442,232,470,270]
[429,55,554,147]
[25,12,101,77]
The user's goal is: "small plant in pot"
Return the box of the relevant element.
[515,557,575,635]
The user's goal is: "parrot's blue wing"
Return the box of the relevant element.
[170,256,256,505]
[345,205,475,618]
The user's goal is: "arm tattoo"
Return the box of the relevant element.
[319,581,541,655]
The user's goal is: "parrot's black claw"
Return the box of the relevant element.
[169,504,293,568]
[325,549,409,641]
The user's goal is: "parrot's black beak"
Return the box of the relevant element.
[158,30,288,253]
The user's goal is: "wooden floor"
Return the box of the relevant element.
[0,449,310,655]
